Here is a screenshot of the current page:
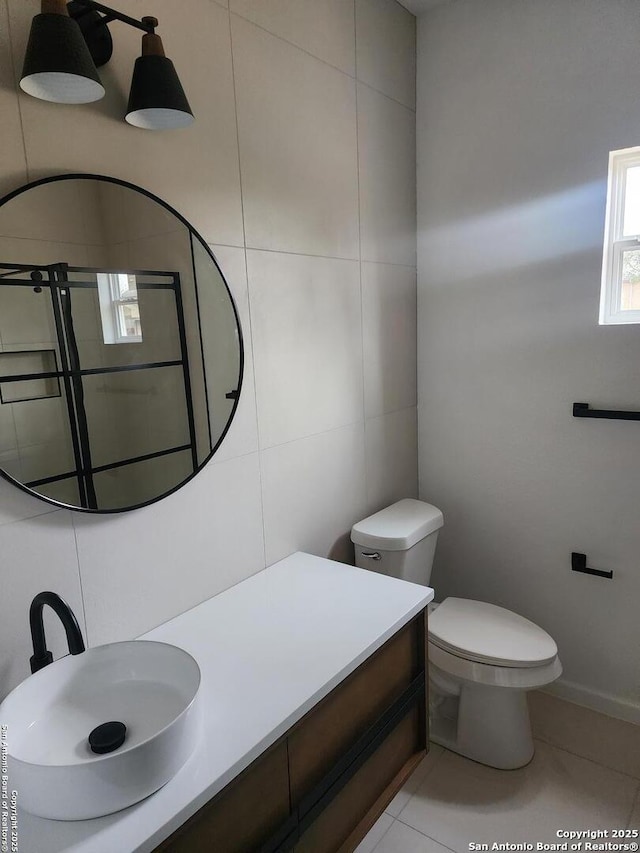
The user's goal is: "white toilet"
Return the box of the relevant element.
[351,499,562,770]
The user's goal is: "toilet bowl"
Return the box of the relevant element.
[351,499,562,770]
[428,597,561,768]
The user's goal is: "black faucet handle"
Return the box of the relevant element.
[30,650,54,674]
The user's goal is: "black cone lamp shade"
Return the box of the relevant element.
[20,0,104,104]
[126,29,194,130]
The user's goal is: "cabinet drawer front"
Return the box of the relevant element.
[156,741,290,853]
[294,704,422,853]
[289,615,421,805]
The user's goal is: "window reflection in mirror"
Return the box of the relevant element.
[97,273,143,344]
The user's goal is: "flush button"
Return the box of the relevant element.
[88,721,127,754]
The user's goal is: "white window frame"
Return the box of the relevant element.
[97,273,142,344]
[600,146,640,325]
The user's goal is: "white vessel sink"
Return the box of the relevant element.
[0,640,201,820]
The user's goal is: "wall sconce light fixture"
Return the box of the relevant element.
[20,0,194,130]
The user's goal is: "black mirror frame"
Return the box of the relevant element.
[0,172,244,514]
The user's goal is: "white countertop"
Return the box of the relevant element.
[14,552,433,853]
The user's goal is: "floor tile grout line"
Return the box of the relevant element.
[532,732,640,783]
[368,815,397,852]
[394,816,460,853]
[540,689,640,729]
[625,782,640,829]
[375,738,639,848]
[391,746,449,822]
[532,737,640,783]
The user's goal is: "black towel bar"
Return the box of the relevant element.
[573,402,640,421]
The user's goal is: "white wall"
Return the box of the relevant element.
[417,0,640,721]
[0,0,417,700]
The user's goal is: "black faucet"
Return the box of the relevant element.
[29,591,85,674]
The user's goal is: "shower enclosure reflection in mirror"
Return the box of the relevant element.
[0,174,243,513]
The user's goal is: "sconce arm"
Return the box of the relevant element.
[71,0,156,34]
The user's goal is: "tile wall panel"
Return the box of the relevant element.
[247,249,363,448]
[365,406,418,513]
[74,452,265,646]
[231,14,360,259]
[358,82,416,265]
[355,0,416,108]
[261,421,367,565]
[230,0,355,75]
[0,511,85,700]
[208,244,259,463]
[362,261,417,417]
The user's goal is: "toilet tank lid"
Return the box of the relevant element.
[351,499,444,551]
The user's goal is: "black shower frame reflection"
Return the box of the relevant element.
[0,173,244,514]
[0,261,199,510]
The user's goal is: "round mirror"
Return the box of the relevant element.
[0,174,243,512]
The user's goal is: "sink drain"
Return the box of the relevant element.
[88,721,127,754]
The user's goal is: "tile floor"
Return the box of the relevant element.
[356,741,640,853]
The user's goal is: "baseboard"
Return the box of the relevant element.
[543,678,640,726]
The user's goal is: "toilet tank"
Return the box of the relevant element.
[351,499,444,587]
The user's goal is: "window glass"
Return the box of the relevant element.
[623,166,640,236]
[97,273,143,344]
[600,147,640,324]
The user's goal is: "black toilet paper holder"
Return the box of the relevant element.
[571,552,613,579]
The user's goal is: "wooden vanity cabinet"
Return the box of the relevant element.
[156,609,428,853]
[154,741,291,853]
[294,705,422,853]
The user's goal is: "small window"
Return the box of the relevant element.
[97,273,143,344]
[600,147,640,324]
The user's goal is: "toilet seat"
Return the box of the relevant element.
[429,597,558,668]
[429,640,563,689]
